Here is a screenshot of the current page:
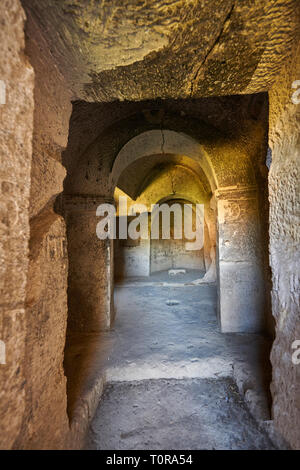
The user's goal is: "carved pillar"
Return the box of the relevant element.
[64,195,115,332]
[203,200,217,279]
[215,186,265,333]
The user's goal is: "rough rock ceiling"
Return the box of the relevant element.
[22,0,300,102]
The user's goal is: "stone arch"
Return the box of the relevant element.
[109,129,264,333]
[64,121,264,335]
[114,162,214,278]
[110,129,217,192]
[151,193,213,273]
[149,197,206,274]
[109,129,257,195]
[64,117,257,198]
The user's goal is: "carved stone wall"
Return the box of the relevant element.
[1,0,299,450]
[0,0,34,450]
[12,5,73,449]
[64,195,115,332]
[216,187,265,333]
[268,41,300,449]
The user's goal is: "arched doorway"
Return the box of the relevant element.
[62,106,273,444]
[150,198,205,274]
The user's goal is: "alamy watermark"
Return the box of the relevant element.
[292,340,300,365]
[291,80,300,104]
[96,196,204,250]
[0,80,6,105]
[290,79,300,365]
[0,340,6,365]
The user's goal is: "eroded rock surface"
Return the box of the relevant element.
[22,1,300,101]
[268,41,300,450]
[0,0,34,450]
[0,0,299,451]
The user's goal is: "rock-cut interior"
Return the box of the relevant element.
[0,0,299,450]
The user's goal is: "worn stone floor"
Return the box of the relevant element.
[86,378,275,450]
[79,270,277,450]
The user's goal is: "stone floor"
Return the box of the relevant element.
[86,378,275,450]
[79,270,277,450]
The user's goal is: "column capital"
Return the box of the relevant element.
[63,194,115,213]
[214,185,257,200]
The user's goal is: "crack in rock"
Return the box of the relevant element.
[189,2,236,97]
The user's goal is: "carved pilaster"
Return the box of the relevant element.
[214,185,264,333]
[64,193,115,332]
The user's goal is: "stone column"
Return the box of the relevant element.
[64,195,115,332]
[216,186,265,333]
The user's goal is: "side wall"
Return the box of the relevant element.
[13,5,73,449]
[0,0,34,450]
[115,237,151,279]
[268,41,300,449]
